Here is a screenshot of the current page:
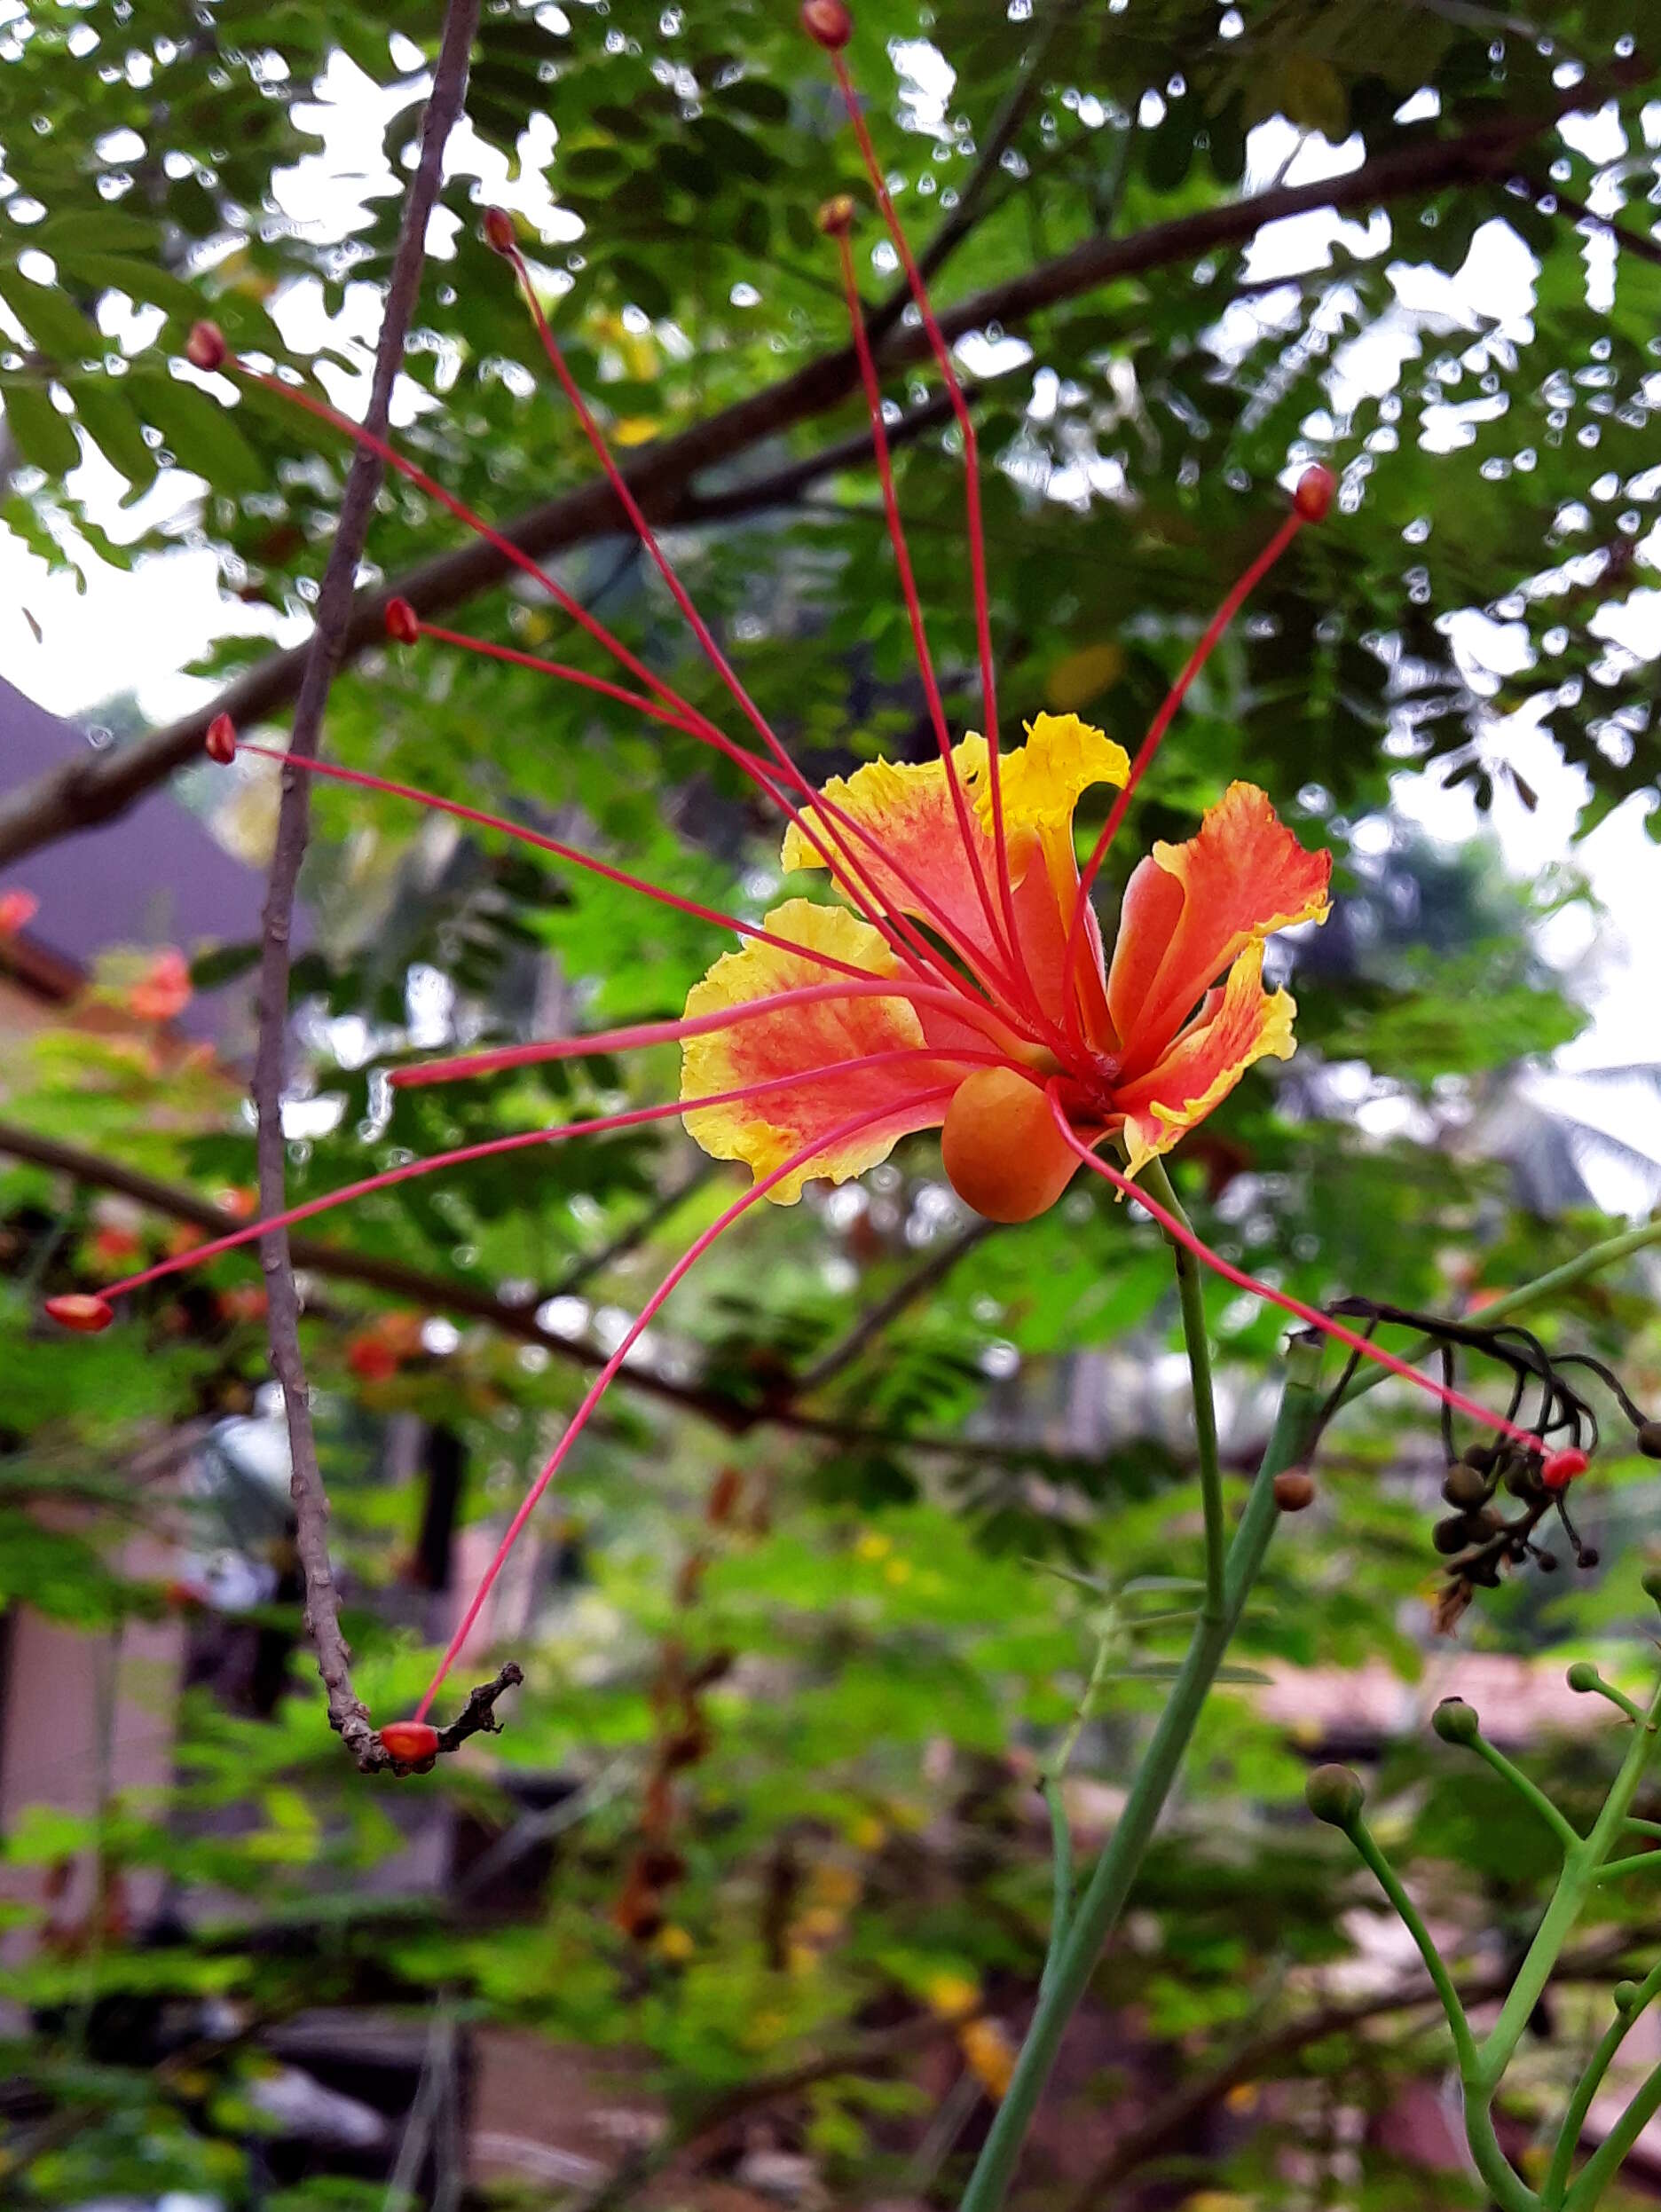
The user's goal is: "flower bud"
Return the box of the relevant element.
[1462,1442,1499,1474]
[800,0,854,50]
[1432,1515,1469,1556]
[1432,1696,1480,1746]
[1504,1456,1540,1498]
[205,712,237,764]
[1305,1763,1366,1828]
[1565,1661,1601,1695]
[380,1720,441,1767]
[1541,1447,1588,1491]
[1616,1980,1641,2012]
[44,1294,114,1333]
[1637,1421,1661,1460]
[1272,1468,1315,1512]
[1442,1463,1488,1509]
[817,193,857,238]
[185,319,226,372]
[1641,1565,1661,1609]
[1294,463,1336,523]
[385,597,420,646]
[483,206,516,255]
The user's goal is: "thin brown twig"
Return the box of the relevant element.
[792,1219,996,1397]
[251,0,481,1772]
[0,60,1641,872]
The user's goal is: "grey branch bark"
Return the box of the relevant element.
[252,0,481,1771]
[0,61,1638,872]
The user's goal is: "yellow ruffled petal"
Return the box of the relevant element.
[964,712,1130,850]
[680,900,955,1204]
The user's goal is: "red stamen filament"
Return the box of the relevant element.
[828,53,1026,1005]
[389,979,1015,1090]
[1060,506,1309,1055]
[830,226,1054,1045]
[1044,1091,1547,1455]
[411,1087,955,1719]
[89,1053,996,1308]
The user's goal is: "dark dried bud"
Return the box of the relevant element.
[1294,463,1336,522]
[1442,1463,1489,1509]
[1504,1456,1540,1498]
[816,193,857,237]
[1272,1468,1316,1512]
[800,0,854,50]
[1305,1764,1366,1828]
[483,206,516,255]
[185,319,226,371]
[1566,1661,1601,1695]
[1578,1546,1600,1570]
[1461,1443,1499,1474]
[1433,1515,1469,1556]
[1432,1696,1481,1746]
[1637,1421,1661,1460]
[1463,1507,1501,1540]
[1536,1549,1558,1571]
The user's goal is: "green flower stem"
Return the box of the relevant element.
[1343,1816,1477,2072]
[1563,2055,1661,2212]
[1334,1218,1661,1419]
[1478,1676,1661,2093]
[956,1357,1322,2212]
[1624,1817,1661,1840]
[1468,1733,1582,1855]
[1544,1960,1661,2208]
[1036,1775,1074,1997]
[1141,1156,1227,1623]
[1577,1674,1647,1727]
[1589,1851,1661,1882]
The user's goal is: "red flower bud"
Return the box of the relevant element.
[205,712,237,764]
[817,193,857,238]
[380,1720,441,1767]
[185,320,226,372]
[483,207,516,255]
[385,596,420,646]
[1541,1447,1589,1491]
[1294,464,1336,523]
[800,0,854,49]
[44,1294,114,1334]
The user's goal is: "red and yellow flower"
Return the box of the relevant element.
[681,716,1329,1221]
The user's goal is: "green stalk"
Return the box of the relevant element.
[1563,2057,1661,2212]
[1468,1734,1582,1855]
[1142,1156,1227,1621]
[956,1360,1322,2212]
[1544,1960,1661,2208]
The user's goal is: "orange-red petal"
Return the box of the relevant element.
[1114,942,1297,1177]
[680,900,970,1202]
[1106,782,1329,1076]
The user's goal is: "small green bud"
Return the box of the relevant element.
[1566,1661,1602,1695]
[1306,1763,1366,1828]
[1616,1980,1641,2013]
[1442,1463,1489,1509]
[1636,1421,1661,1460]
[1433,1515,1469,1556]
[1641,1565,1661,1609]
[1432,1696,1481,1746]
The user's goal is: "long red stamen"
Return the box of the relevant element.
[827,53,1025,1009]
[1045,1093,1547,1454]
[390,980,1016,1089]
[214,335,1013,1032]
[830,223,1053,1043]
[75,1053,994,1311]
[416,622,706,737]
[412,1086,956,1718]
[231,739,909,992]
[1061,469,1334,1054]
[488,252,1026,1038]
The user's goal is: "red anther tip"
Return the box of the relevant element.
[800,0,854,50]
[204,712,237,764]
[380,1720,442,1768]
[1541,1447,1590,1491]
[817,193,857,238]
[483,207,516,255]
[0,888,39,935]
[385,596,420,646]
[44,1294,114,1334]
[185,319,226,373]
[1294,463,1336,522]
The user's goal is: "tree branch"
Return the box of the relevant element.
[0,65,1638,871]
[251,0,479,1772]
[791,1219,995,1397]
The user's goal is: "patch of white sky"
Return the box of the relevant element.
[0,21,1657,1199]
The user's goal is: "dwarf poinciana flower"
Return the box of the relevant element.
[49,6,1577,1725]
